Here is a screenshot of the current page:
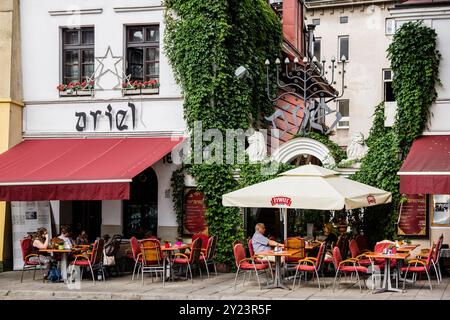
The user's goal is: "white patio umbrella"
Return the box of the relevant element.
[222,164,392,239]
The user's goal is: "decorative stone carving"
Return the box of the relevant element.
[346,132,368,161]
[246,129,267,163]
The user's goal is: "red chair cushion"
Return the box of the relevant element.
[286,257,301,263]
[401,266,426,273]
[25,260,40,266]
[239,262,268,270]
[357,259,372,266]
[255,258,270,265]
[72,260,90,266]
[296,265,315,272]
[339,266,368,273]
[324,257,333,263]
[173,258,189,264]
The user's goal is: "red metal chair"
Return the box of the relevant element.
[332,246,369,292]
[192,233,209,251]
[348,239,372,267]
[171,237,203,283]
[69,239,105,284]
[140,239,169,285]
[292,242,327,290]
[200,235,218,278]
[416,234,444,283]
[20,238,45,283]
[401,243,435,291]
[129,236,142,280]
[355,234,369,252]
[248,238,273,278]
[233,243,270,290]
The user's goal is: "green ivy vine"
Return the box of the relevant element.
[354,21,440,245]
[164,0,283,265]
[170,168,185,237]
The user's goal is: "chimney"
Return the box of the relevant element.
[281,0,304,53]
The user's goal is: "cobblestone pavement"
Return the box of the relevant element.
[0,270,448,300]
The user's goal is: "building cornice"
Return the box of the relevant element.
[389,5,450,17]
[23,95,183,106]
[48,8,103,16]
[306,0,399,10]
[113,6,164,13]
[0,99,24,107]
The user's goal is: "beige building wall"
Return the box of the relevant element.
[305,0,398,148]
[0,0,23,272]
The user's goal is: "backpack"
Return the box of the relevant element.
[47,265,61,282]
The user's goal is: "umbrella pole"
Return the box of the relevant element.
[281,208,288,240]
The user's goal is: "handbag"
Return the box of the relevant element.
[103,250,116,266]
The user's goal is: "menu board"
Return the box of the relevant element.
[183,188,207,235]
[397,194,427,237]
[12,201,52,270]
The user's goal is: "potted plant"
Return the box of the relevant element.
[57,80,95,96]
[122,79,160,95]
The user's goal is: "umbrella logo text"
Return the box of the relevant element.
[271,196,292,207]
[367,195,376,205]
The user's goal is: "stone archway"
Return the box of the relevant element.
[271,137,335,167]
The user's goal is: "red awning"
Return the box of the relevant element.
[0,137,183,201]
[399,135,450,194]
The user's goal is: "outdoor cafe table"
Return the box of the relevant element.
[161,244,190,281]
[39,248,81,282]
[396,244,420,253]
[365,252,410,293]
[257,249,300,290]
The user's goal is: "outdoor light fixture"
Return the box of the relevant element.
[235,65,250,79]
[264,23,348,135]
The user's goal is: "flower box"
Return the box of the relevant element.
[59,89,93,97]
[123,87,159,95]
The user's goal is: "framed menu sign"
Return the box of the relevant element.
[397,194,428,237]
[183,188,208,235]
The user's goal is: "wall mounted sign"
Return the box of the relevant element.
[12,201,52,270]
[183,188,207,235]
[432,194,450,226]
[75,102,136,131]
[398,194,428,237]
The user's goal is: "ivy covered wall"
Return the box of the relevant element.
[164,0,283,264]
[354,21,440,245]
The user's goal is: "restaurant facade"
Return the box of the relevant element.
[0,0,188,269]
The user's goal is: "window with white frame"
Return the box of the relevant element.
[338,35,349,61]
[337,99,349,128]
[383,69,395,102]
[385,18,396,35]
[313,38,321,61]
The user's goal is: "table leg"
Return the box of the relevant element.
[373,259,402,293]
[264,256,290,290]
[60,253,68,282]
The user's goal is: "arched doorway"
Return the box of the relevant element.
[271,137,335,167]
[123,167,158,238]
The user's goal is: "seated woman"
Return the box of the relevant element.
[58,225,74,249]
[75,230,89,245]
[31,227,52,279]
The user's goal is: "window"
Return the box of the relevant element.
[62,27,94,84]
[126,25,160,84]
[340,16,348,24]
[337,99,349,128]
[338,35,349,61]
[385,18,396,35]
[432,195,450,226]
[312,18,320,26]
[383,69,395,102]
[313,38,321,61]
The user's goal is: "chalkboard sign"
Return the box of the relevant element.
[397,194,428,237]
[183,188,207,235]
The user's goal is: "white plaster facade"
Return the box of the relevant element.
[305,0,399,148]
[20,0,185,239]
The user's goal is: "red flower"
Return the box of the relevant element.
[89,80,95,86]
[81,81,87,87]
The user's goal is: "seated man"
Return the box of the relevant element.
[251,223,284,262]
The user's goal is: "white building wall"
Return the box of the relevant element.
[20,0,186,240]
[306,2,397,147]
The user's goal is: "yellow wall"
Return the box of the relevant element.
[0,0,23,271]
